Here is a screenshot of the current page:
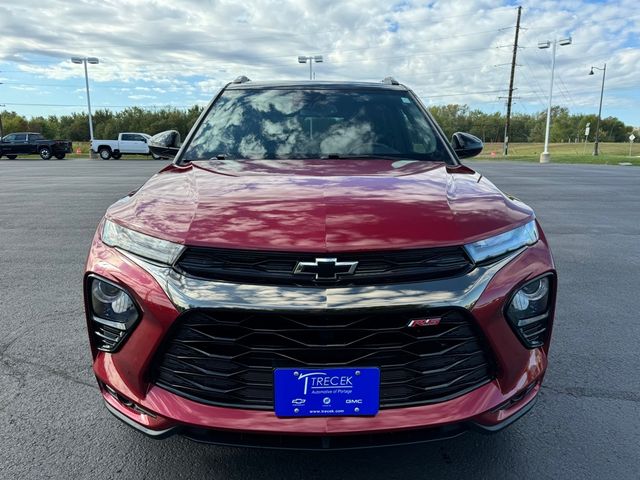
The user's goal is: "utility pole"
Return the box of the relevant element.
[503,5,522,156]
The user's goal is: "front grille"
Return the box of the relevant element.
[174,246,473,287]
[153,308,494,410]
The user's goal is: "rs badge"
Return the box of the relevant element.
[407,317,441,328]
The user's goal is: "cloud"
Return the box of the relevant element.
[0,0,638,122]
[9,85,37,91]
[128,94,156,100]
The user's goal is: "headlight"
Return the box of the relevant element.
[505,275,553,348]
[102,219,184,265]
[465,220,538,263]
[88,277,140,352]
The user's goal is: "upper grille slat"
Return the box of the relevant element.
[153,309,494,410]
[175,246,473,287]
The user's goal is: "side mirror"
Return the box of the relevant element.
[451,132,483,159]
[149,130,182,160]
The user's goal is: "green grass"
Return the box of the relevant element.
[478,142,640,165]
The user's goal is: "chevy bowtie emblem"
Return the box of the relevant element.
[294,258,359,281]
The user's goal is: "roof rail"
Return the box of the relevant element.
[232,75,251,84]
[382,76,399,85]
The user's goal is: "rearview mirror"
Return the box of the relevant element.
[149,130,182,160]
[451,132,483,159]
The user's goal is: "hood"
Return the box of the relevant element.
[106,159,534,252]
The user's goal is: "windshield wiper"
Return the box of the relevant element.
[209,154,228,160]
[323,154,419,161]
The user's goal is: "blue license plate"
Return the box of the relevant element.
[274,367,380,417]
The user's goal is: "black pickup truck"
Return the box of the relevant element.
[0,132,73,159]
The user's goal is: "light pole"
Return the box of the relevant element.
[297,55,323,80]
[71,56,99,142]
[537,37,572,163]
[589,64,606,156]
[0,83,4,138]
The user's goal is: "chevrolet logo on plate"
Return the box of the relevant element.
[293,258,359,281]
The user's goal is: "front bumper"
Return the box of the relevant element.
[102,387,538,450]
[84,229,556,447]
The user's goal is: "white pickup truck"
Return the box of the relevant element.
[91,132,160,160]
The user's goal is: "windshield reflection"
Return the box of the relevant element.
[183,89,449,162]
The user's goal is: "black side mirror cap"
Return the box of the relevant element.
[149,130,182,160]
[451,132,483,159]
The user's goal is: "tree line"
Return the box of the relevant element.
[429,105,635,143]
[0,106,204,142]
[0,104,635,143]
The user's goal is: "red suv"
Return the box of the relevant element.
[84,77,556,449]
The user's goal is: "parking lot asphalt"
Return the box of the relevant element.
[1,159,639,479]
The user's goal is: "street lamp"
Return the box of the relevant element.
[297,55,323,80]
[537,37,572,163]
[0,83,4,138]
[71,56,99,142]
[589,64,607,156]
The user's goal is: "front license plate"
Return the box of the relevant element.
[274,367,380,417]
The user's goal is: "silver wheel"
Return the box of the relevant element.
[39,147,52,160]
[99,148,112,160]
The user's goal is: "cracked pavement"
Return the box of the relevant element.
[1,159,639,479]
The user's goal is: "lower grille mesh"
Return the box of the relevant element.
[153,309,494,409]
[92,321,127,352]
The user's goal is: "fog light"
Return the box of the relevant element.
[506,275,553,348]
[88,277,140,352]
[91,278,137,324]
[507,277,550,322]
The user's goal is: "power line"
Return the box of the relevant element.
[556,73,580,109]
[522,64,549,108]
[2,40,517,73]
[0,61,513,90]
[1,88,510,109]
[517,10,640,37]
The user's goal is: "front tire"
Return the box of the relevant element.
[39,147,52,160]
[151,152,161,160]
[54,153,66,159]
[99,147,112,160]
[7,154,18,160]
[111,152,122,160]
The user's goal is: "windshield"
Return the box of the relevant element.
[182,88,451,162]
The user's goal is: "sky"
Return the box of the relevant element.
[0,0,638,127]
